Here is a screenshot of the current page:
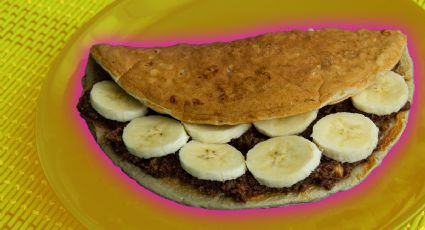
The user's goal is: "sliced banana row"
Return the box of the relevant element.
[119,111,379,185]
[90,70,407,187]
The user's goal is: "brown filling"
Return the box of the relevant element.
[77,59,410,202]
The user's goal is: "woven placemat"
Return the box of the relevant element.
[1,0,424,229]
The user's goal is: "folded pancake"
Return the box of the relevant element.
[91,29,406,125]
[79,28,413,209]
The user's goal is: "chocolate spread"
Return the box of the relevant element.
[77,60,410,202]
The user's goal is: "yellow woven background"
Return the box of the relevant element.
[0,0,424,229]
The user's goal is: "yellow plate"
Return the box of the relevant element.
[36,0,425,228]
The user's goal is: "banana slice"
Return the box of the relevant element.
[123,116,189,159]
[246,136,321,188]
[253,110,318,137]
[311,112,379,163]
[90,80,148,121]
[182,123,251,143]
[179,141,246,181]
[351,71,408,115]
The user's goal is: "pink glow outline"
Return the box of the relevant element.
[68,19,422,220]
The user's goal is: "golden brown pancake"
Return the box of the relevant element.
[91,29,406,125]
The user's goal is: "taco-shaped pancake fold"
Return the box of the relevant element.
[78,28,413,209]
